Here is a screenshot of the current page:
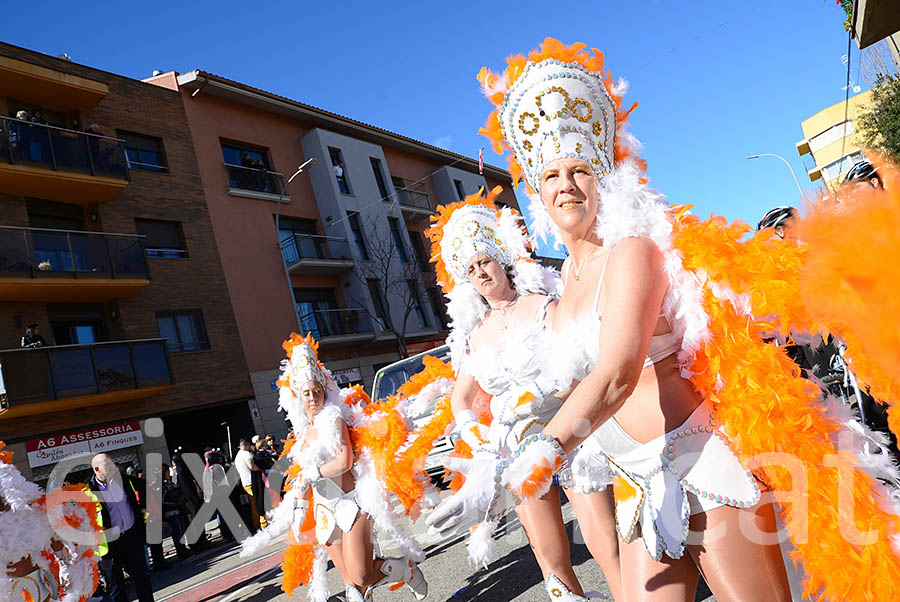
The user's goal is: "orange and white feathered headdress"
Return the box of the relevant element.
[276,333,341,430]
[478,38,644,247]
[426,187,561,368]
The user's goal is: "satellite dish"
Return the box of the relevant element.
[853,85,861,93]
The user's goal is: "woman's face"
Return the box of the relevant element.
[299,380,326,419]
[539,158,600,238]
[466,253,512,301]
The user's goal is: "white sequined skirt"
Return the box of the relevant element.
[312,478,360,545]
[593,402,761,560]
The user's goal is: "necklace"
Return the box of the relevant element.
[570,246,602,281]
[490,294,519,330]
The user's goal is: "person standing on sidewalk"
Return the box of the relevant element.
[234,439,267,531]
[88,453,154,602]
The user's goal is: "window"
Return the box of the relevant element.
[294,289,342,338]
[367,279,389,328]
[329,147,351,194]
[348,212,369,260]
[408,279,428,328]
[156,310,209,353]
[221,142,270,170]
[821,151,865,181]
[371,158,389,199]
[221,142,277,193]
[118,130,167,172]
[409,230,430,271]
[428,287,448,330]
[135,218,188,258]
[388,217,409,262]
[454,179,466,201]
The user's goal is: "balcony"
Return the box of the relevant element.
[0,338,174,420]
[0,117,129,204]
[391,180,434,221]
[854,0,900,49]
[0,56,108,112]
[281,233,355,275]
[225,163,286,201]
[297,308,376,346]
[0,226,150,302]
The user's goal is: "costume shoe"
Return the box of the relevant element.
[366,556,428,600]
[345,584,372,602]
[544,573,588,601]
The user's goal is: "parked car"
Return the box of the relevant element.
[372,345,454,481]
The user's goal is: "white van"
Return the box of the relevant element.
[371,345,454,481]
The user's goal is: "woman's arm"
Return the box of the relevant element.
[318,420,354,479]
[450,368,481,418]
[545,237,669,453]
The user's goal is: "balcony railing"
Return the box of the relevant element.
[297,308,374,341]
[391,179,432,211]
[225,163,285,195]
[0,226,150,280]
[0,339,174,409]
[280,233,352,265]
[0,116,129,180]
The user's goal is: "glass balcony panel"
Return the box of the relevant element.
[131,341,172,387]
[50,129,92,174]
[0,350,53,401]
[107,237,148,278]
[91,138,128,179]
[94,345,135,393]
[70,235,112,276]
[0,230,31,276]
[9,123,52,169]
[0,117,128,181]
[51,348,98,397]
[30,232,74,274]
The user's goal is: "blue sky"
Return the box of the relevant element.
[9,1,859,256]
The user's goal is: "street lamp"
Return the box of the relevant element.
[275,157,319,332]
[746,153,805,200]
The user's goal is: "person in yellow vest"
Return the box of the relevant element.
[87,454,154,602]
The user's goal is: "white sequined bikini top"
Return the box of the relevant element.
[463,296,554,396]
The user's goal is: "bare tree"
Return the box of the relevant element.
[860,39,899,88]
[347,213,426,359]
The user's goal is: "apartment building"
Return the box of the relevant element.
[145,69,519,439]
[795,89,873,188]
[0,44,252,480]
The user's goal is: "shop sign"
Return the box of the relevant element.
[25,421,144,468]
[332,367,362,385]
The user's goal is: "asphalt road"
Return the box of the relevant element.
[206,497,717,602]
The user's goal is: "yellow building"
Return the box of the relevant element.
[796,89,873,186]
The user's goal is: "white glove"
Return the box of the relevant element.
[291,498,309,540]
[453,409,490,451]
[425,449,509,538]
[488,421,513,453]
[298,460,320,490]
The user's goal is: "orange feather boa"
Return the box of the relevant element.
[672,202,900,601]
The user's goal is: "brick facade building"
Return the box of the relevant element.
[0,43,253,480]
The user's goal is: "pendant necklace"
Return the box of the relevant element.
[492,294,519,330]
[571,246,602,281]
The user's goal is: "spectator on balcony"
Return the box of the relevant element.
[30,109,49,126]
[9,110,31,161]
[21,323,48,348]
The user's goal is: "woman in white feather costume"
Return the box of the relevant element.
[239,334,427,602]
[471,38,794,601]
[422,188,622,601]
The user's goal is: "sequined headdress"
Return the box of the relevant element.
[478,38,644,246]
[426,188,561,368]
[282,333,327,390]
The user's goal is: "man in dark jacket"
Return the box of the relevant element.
[88,453,154,602]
